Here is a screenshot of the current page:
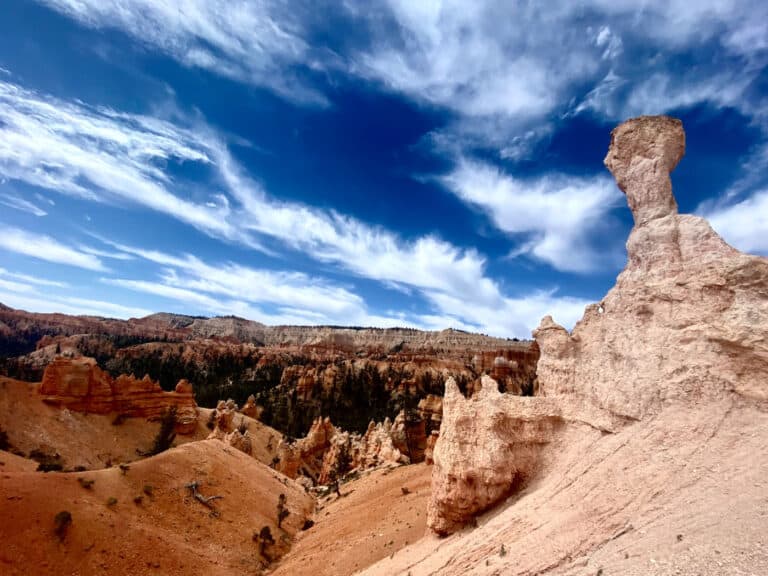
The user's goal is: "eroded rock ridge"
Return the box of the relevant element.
[39,356,198,433]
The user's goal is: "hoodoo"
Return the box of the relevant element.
[426,115,768,544]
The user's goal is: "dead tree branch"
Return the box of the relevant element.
[185,480,223,517]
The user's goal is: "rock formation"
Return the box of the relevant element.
[2,310,535,442]
[536,115,768,417]
[276,417,337,480]
[427,376,563,534]
[240,394,261,418]
[206,399,254,455]
[39,357,198,433]
[277,416,411,485]
[426,115,768,536]
[390,410,426,463]
[417,394,442,431]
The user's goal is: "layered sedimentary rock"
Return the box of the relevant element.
[471,346,539,394]
[39,356,198,433]
[426,115,768,536]
[1,304,526,358]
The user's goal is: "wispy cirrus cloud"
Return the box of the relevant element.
[0,192,48,216]
[0,80,249,244]
[37,0,327,104]
[0,267,68,288]
[0,227,107,271]
[0,78,551,330]
[355,1,767,152]
[0,268,149,317]
[96,241,422,327]
[0,75,595,336]
[92,239,591,337]
[0,285,152,318]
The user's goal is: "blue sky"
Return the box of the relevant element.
[0,0,766,338]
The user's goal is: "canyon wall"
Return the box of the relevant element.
[1,306,538,439]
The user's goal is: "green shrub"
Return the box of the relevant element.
[53,511,72,541]
[77,477,94,490]
[148,407,177,456]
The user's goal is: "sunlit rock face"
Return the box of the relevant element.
[427,376,562,535]
[537,114,768,420]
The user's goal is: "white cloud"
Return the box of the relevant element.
[0,80,253,245]
[0,77,595,337]
[0,227,107,271]
[357,1,591,119]
[593,26,623,61]
[96,241,416,326]
[702,189,768,255]
[0,193,48,216]
[78,246,136,261]
[421,288,591,339]
[35,0,767,151]
[353,0,768,160]
[442,159,624,272]
[94,240,594,337]
[0,79,491,304]
[0,267,69,288]
[37,0,326,104]
[0,288,152,318]
[622,72,757,120]
[0,278,35,293]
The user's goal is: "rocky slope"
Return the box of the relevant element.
[361,116,768,575]
[0,440,314,575]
